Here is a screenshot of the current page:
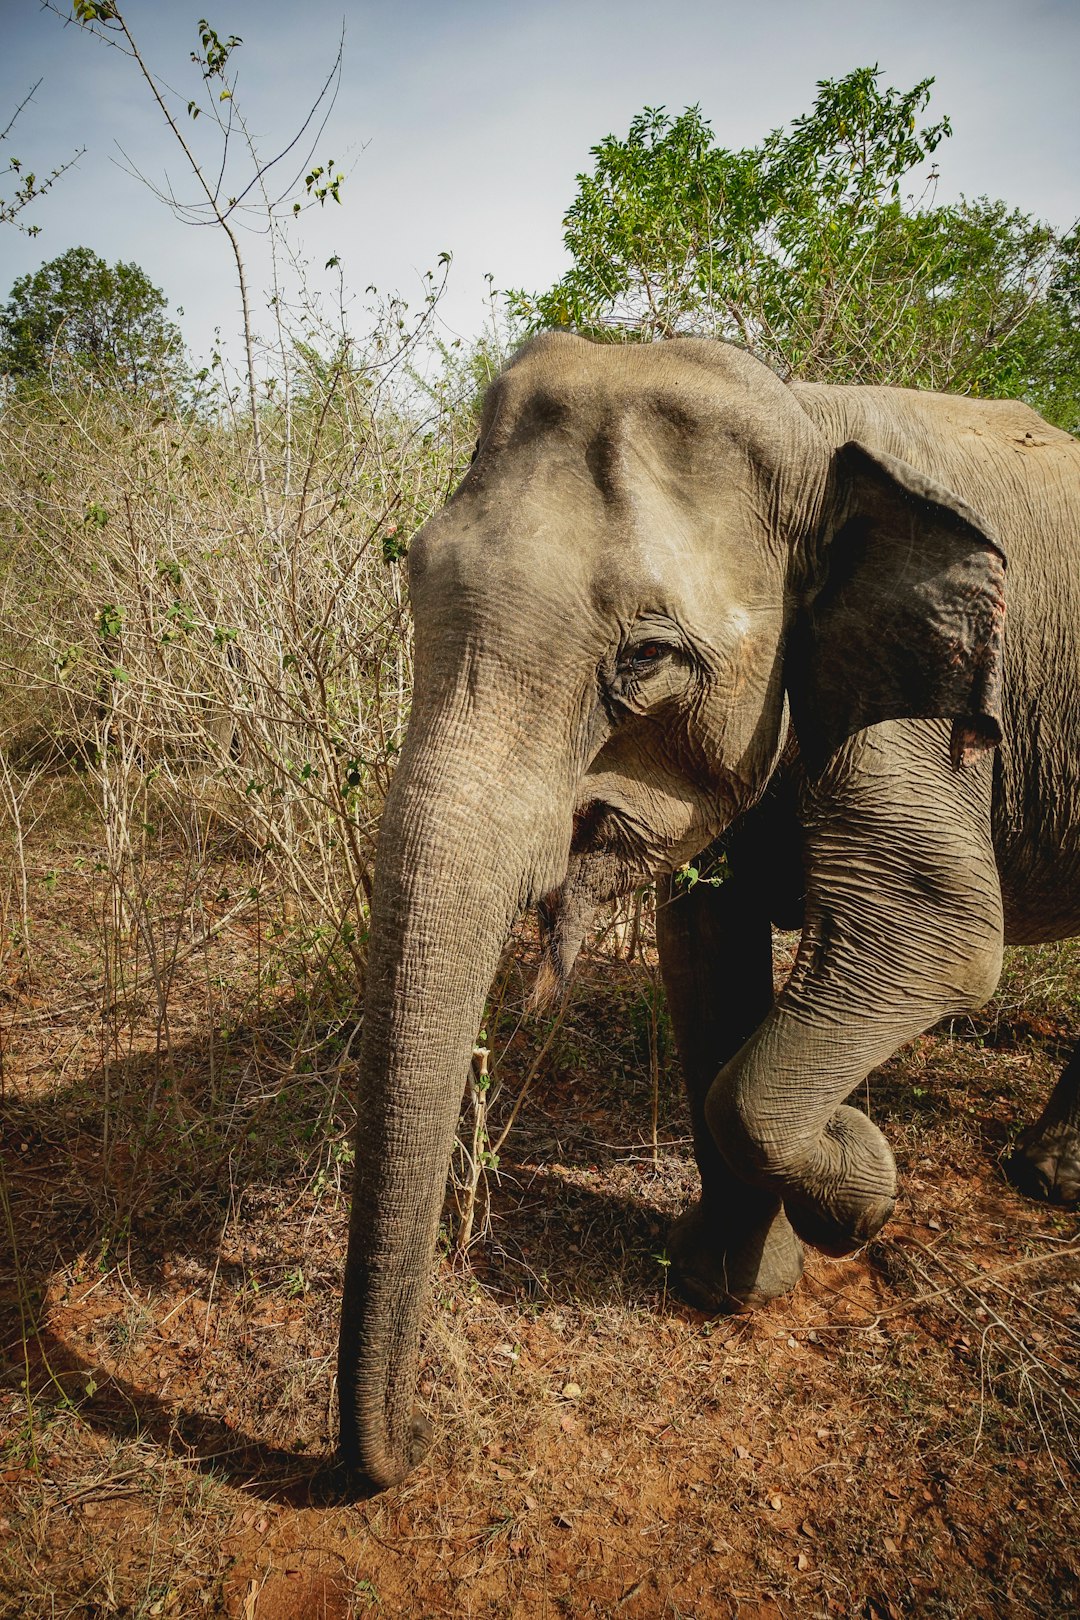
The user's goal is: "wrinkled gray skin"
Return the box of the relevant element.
[338,333,1080,1487]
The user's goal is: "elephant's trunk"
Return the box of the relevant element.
[337,720,564,1487]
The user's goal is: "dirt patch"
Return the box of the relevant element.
[2,839,1078,1618]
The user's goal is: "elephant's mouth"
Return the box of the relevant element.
[530,802,658,1012]
[531,780,739,1010]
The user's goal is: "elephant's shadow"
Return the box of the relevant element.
[1,1009,691,1500]
[0,987,696,1503]
[472,1112,693,1310]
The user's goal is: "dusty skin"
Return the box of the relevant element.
[1,817,1078,1617]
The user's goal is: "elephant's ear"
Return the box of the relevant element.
[787,440,1007,777]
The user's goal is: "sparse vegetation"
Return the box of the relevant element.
[0,81,83,235]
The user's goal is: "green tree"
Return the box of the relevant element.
[0,245,186,394]
[512,69,1080,432]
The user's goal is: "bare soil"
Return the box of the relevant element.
[2,809,1078,1618]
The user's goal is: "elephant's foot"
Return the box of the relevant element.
[667,1193,804,1314]
[777,1106,897,1258]
[1008,1117,1080,1206]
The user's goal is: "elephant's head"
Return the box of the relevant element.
[338,333,1005,1486]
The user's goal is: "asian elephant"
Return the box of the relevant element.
[337,332,1080,1487]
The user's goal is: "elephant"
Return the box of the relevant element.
[337,331,1080,1488]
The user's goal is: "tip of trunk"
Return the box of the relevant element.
[339,1401,434,1491]
[338,1271,436,1491]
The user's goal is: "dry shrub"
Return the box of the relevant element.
[0,322,486,1029]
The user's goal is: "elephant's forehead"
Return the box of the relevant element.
[413,339,821,631]
[487,345,790,463]
[435,437,769,583]
[415,468,781,656]
[477,338,828,551]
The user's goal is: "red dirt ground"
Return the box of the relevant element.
[2,834,1078,1618]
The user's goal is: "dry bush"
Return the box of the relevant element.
[0,320,487,1028]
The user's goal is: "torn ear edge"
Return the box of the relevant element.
[788,439,1007,778]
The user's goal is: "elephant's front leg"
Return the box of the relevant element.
[656,863,805,1312]
[706,723,1004,1257]
[1009,1040,1080,1205]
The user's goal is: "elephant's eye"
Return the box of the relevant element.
[628,642,668,673]
[609,631,688,709]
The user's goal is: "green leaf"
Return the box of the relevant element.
[97,603,124,638]
[73,1,117,22]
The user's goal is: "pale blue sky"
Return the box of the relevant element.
[3,0,1078,364]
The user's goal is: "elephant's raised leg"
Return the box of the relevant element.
[656,864,804,1313]
[706,724,1005,1257]
[1008,1040,1080,1204]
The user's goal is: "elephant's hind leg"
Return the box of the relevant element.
[656,863,804,1313]
[1008,1038,1080,1204]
